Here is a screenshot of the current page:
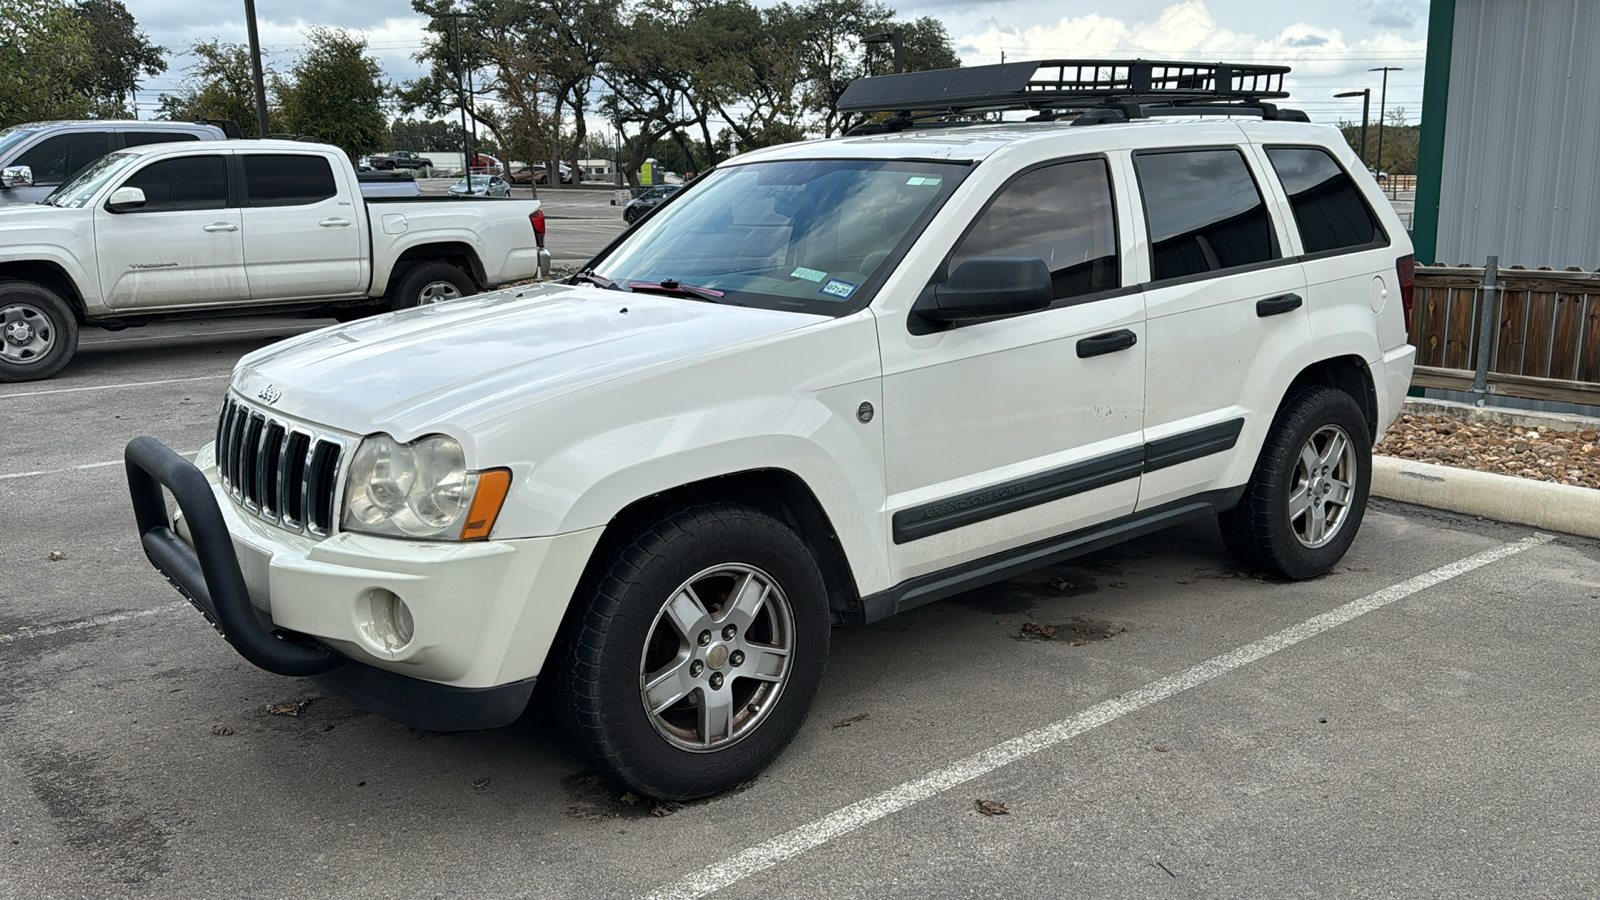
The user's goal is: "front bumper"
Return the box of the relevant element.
[125,437,602,730]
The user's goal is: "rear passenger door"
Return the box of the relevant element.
[238,153,366,300]
[1129,144,1310,511]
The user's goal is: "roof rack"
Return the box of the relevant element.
[837,59,1307,129]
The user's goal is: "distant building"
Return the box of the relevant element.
[1414,0,1600,268]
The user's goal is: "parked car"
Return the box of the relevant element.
[449,174,512,198]
[507,164,543,185]
[0,120,227,205]
[0,139,549,381]
[121,59,1415,803]
[372,150,434,171]
[622,183,682,223]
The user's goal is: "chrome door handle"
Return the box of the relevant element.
[319,218,352,227]
[203,222,239,232]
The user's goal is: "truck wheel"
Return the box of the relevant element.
[558,503,831,800]
[0,279,79,383]
[1219,386,1372,580]
[389,262,476,311]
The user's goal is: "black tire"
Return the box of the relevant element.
[1219,386,1372,580]
[0,279,79,383]
[387,262,476,311]
[556,503,831,800]
[623,207,639,224]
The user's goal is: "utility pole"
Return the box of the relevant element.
[1370,66,1403,190]
[434,11,475,181]
[243,0,270,138]
[1335,88,1371,166]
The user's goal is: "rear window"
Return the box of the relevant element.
[243,154,337,206]
[1265,146,1385,254]
[1134,148,1278,282]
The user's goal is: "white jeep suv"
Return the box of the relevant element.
[126,61,1416,801]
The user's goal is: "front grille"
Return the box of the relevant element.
[215,397,345,536]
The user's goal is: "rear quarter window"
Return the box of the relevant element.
[1265,146,1386,254]
[1133,148,1278,282]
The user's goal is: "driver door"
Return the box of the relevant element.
[877,156,1146,583]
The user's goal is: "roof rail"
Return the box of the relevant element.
[837,59,1305,126]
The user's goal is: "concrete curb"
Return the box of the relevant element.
[1402,397,1600,432]
[1371,456,1600,539]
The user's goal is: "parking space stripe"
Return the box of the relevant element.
[0,374,227,400]
[0,602,188,646]
[1,450,198,481]
[641,533,1557,900]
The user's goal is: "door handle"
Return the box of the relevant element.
[203,222,238,232]
[319,218,352,227]
[1256,293,1303,317]
[1076,329,1138,359]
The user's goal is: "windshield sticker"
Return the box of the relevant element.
[906,176,943,186]
[819,279,858,299]
[790,266,827,282]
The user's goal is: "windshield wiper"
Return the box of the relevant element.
[572,270,623,290]
[625,279,727,303]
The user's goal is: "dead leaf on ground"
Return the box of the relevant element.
[210,725,234,736]
[650,802,684,818]
[47,551,66,561]
[1154,745,1169,753]
[471,778,490,790]
[975,799,1010,817]
[619,792,642,805]
[831,713,870,729]
[1021,621,1055,639]
[266,694,326,717]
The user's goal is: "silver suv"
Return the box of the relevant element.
[0,120,226,205]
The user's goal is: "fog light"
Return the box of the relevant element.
[363,588,414,652]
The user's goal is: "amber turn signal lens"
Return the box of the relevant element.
[459,468,511,540]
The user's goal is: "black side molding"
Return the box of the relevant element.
[1144,418,1244,473]
[125,436,342,677]
[1256,293,1303,317]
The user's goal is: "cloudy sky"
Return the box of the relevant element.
[126,0,1430,128]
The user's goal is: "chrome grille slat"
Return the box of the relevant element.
[215,396,345,537]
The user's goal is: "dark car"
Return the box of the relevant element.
[622,184,682,223]
[373,150,434,171]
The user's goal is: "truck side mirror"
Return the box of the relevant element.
[914,256,1054,323]
[106,186,147,213]
[0,166,33,189]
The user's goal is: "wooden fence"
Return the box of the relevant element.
[1409,265,1600,406]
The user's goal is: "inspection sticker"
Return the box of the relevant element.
[819,279,858,299]
[791,267,827,282]
[906,176,943,186]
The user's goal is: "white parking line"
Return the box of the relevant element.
[0,602,189,646]
[1,450,198,481]
[641,533,1557,900]
[0,374,227,400]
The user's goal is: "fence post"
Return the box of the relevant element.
[1470,255,1499,402]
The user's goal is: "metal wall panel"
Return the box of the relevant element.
[1436,0,1600,268]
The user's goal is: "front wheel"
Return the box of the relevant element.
[0,279,79,383]
[557,503,831,800]
[1219,386,1372,580]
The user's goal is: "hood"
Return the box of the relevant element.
[232,283,826,440]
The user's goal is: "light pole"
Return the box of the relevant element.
[434,11,475,183]
[1370,66,1403,190]
[1335,89,1371,167]
[242,0,270,138]
[862,31,903,75]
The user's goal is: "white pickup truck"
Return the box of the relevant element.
[0,139,548,381]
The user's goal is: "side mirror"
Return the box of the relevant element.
[0,166,32,189]
[106,186,146,213]
[915,256,1053,323]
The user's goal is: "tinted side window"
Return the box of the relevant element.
[122,131,203,148]
[121,156,228,212]
[1266,147,1384,254]
[1134,149,1277,282]
[15,132,109,185]
[243,154,337,206]
[950,158,1120,300]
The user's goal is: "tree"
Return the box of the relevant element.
[156,40,276,136]
[796,0,893,138]
[275,27,390,160]
[0,0,96,126]
[67,0,166,117]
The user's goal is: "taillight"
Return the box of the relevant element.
[529,208,546,239]
[1396,253,1415,332]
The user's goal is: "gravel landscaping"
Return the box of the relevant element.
[1377,413,1600,489]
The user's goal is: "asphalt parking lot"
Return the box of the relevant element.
[417,180,630,266]
[4,318,1600,899]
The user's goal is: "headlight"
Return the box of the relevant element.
[341,433,510,540]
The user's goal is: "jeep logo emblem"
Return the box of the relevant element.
[257,384,282,404]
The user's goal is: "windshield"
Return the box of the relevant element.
[457,175,491,187]
[45,151,143,208]
[590,158,967,315]
[0,126,41,159]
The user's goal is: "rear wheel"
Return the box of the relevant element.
[1219,386,1371,579]
[557,503,831,800]
[0,279,78,383]
[388,262,476,311]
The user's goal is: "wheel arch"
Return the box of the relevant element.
[0,261,87,322]
[1282,355,1380,439]
[387,241,487,292]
